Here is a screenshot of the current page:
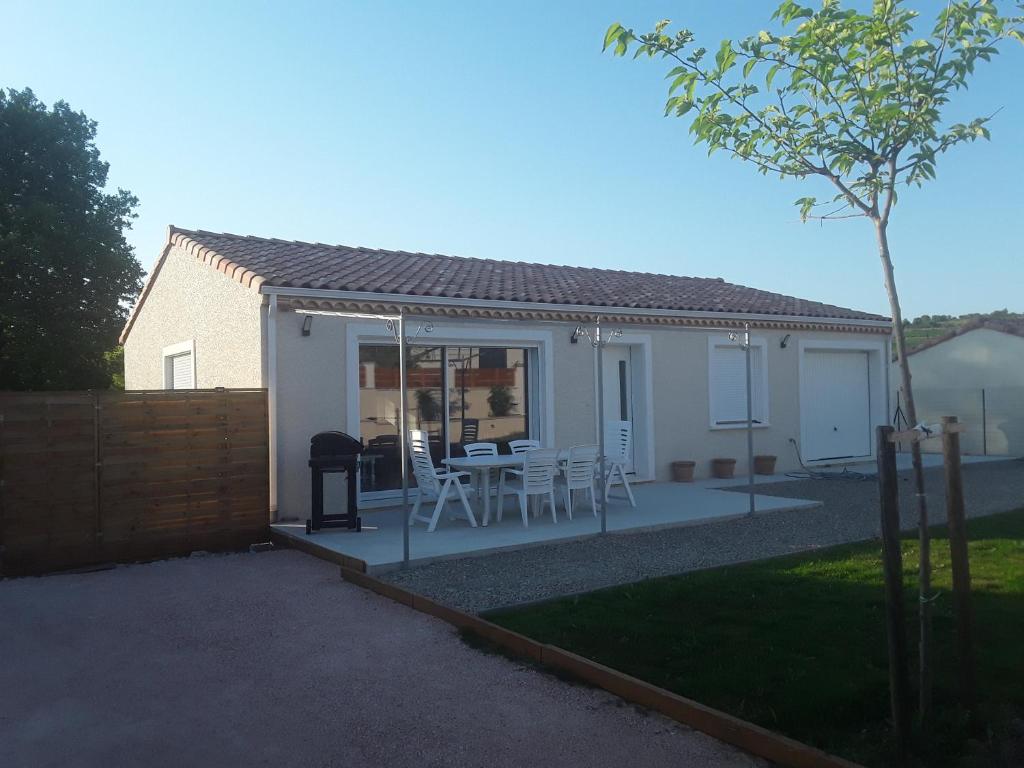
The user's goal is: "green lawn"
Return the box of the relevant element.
[488,509,1024,767]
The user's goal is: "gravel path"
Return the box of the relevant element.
[382,458,1023,614]
[0,549,762,768]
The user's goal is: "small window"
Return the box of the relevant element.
[708,337,769,428]
[162,341,195,390]
[169,352,193,389]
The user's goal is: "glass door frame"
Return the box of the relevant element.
[347,321,554,507]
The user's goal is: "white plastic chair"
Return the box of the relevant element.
[462,442,498,457]
[407,430,477,532]
[557,444,599,519]
[496,449,559,527]
[508,439,541,455]
[604,420,636,508]
[462,442,498,499]
[460,419,480,443]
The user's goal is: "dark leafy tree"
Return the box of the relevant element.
[604,0,1022,721]
[0,88,143,390]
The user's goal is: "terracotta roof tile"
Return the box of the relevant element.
[168,227,886,322]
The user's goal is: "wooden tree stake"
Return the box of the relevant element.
[941,415,976,714]
[876,425,912,761]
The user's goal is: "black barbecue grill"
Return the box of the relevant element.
[307,431,365,534]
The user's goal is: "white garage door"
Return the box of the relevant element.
[802,350,871,461]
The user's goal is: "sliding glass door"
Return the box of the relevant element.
[358,344,530,496]
[446,346,529,455]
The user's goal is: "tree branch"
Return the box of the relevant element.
[659,48,824,176]
[881,155,898,224]
[735,48,874,155]
[825,173,874,217]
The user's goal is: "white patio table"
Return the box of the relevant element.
[441,454,524,526]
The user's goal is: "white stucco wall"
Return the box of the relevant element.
[123,245,265,389]
[907,328,1024,388]
[271,308,890,521]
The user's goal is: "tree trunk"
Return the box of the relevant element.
[875,217,933,723]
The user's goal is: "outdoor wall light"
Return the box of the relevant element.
[301,316,313,337]
[570,326,581,344]
[780,333,791,349]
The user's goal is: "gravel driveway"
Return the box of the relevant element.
[0,550,762,768]
[383,458,1023,613]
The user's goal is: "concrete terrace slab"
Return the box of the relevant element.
[272,481,820,572]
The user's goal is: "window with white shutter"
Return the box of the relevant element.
[162,341,196,390]
[708,337,769,427]
[170,352,193,389]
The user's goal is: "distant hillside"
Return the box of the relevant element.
[904,309,1024,351]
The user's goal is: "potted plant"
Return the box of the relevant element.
[487,385,516,417]
[671,460,696,482]
[754,454,777,475]
[711,458,736,479]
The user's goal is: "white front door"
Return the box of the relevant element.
[801,350,872,460]
[601,345,636,472]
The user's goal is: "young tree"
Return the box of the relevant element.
[0,88,143,390]
[604,0,1022,719]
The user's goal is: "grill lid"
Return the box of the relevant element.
[309,431,364,458]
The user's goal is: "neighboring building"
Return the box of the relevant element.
[901,318,1024,455]
[121,226,893,520]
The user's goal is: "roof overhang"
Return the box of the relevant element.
[262,285,893,334]
[120,226,892,345]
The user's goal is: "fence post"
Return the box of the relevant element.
[876,425,912,761]
[941,415,976,715]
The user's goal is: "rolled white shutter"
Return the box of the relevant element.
[171,352,194,389]
[710,344,763,424]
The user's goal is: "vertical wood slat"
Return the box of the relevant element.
[0,389,269,576]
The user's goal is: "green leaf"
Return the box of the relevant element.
[668,72,691,96]
[795,196,818,222]
[715,39,732,70]
[603,23,623,52]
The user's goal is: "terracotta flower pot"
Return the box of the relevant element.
[711,458,736,479]
[754,454,777,475]
[671,460,696,482]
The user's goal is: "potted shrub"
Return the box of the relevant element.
[754,454,777,475]
[671,460,696,482]
[711,458,736,479]
[487,384,516,417]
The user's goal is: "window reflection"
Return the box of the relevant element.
[358,344,530,494]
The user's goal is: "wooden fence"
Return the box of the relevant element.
[0,389,269,576]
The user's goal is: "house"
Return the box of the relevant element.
[901,318,1024,455]
[121,226,892,521]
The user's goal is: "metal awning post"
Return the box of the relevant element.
[595,318,608,534]
[578,316,621,535]
[744,323,755,516]
[397,309,410,566]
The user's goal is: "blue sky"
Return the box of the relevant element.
[5,1,1022,318]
